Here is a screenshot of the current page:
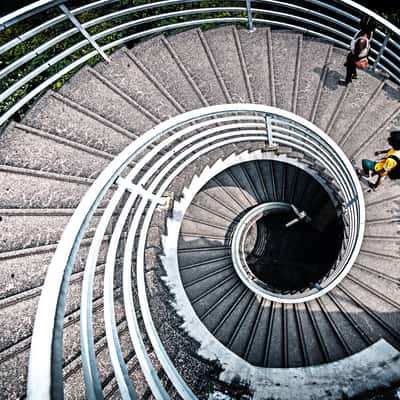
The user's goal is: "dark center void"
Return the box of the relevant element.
[246,208,344,293]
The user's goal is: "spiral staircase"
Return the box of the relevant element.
[1,2,400,399]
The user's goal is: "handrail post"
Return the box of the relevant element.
[265,114,277,149]
[372,33,390,71]
[116,177,167,205]
[58,3,110,62]
[245,0,255,32]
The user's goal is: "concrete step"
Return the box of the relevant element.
[328,71,384,144]
[319,292,368,355]
[0,264,105,353]
[313,47,348,131]
[210,289,254,349]
[337,280,400,347]
[59,66,157,135]
[306,299,348,363]
[293,302,325,366]
[0,213,108,253]
[344,80,400,160]
[355,252,400,281]
[96,48,182,121]
[23,92,135,155]
[265,301,284,367]
[364,219,399,238]
[0,123,109,179]
[210,170,253,211]
[271,30,301,111]
[229,163,260,206]
[236,26,274,106]
[296,38,332,120]
[0,168,93,208]
[0,235,111,302]
[202,26,251,103]
[166,28,228,105]
[0,281,126,399]
[130,35,205,111]
[241,160,271,203]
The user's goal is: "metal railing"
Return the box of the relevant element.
[26,104,365,399]
[0,0,399,127]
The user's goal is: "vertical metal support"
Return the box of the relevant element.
[59,4,110,62]
[372,33,390,71]
[116,177,167,205]
[341,195,358,215]
[245,0,255,32]
[265,114,275,147]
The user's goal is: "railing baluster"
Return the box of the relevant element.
[58,3,110,62]
[372,33,391,71]
[245,0,255,32]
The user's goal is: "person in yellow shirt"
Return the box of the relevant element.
[358,130,400,189]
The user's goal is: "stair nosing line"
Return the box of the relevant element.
[0,264,106,310]
[123,49,186,114]
[88,67,161,125]
[51,91,139,141]
[325,84,350,135]
[0,235,111,260]
[233,26,254,103]
[339,79,386,147]
[14,123,114,160]
[310,45,333,123]
[0,164,94,184]
[360,248,400,260]
[292,34,303,114]
[161,35,209,107]
[197,28,232,103]
[350,104,400,159]
[0,207,108,216]
[266,27,276,107]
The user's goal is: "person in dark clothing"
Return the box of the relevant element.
[340,17,376,86]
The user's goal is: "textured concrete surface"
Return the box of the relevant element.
[328,70,383,144]
[0,124,109,179]
[59,66,156,136]
[131,35,205,111]
[237,27,273,106]
[296,37,332,120]
[0,169,91,208]
[313,47,348,131]
[23,92,135,155]
[96,48,180,121]
[203,26,251,103]
[271,30,300,111]
[1,24,400,399]
[167,29,228,105]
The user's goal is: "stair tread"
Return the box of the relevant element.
[166,29,227,105]
[236,26,273,106]
[59,65,156,134]
[130,35,205,111]
[313,47,348,131]
[296,38,332,120]
[0,125,107,179]
[95,48,180,121]
[328,72,384,144]
[271,30,300,111]
[203,26,251,103]
[23,93,134,155]
[345,80,400,159]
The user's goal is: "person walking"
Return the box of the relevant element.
[357,130,400,189]
[340,16,376,86]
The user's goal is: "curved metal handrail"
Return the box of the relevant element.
[27,104,365,399]
[1,0,400,127]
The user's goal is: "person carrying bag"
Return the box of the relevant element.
[340,16,376,86]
